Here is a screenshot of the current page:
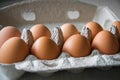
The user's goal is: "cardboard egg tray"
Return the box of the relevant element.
[0,0,120,80]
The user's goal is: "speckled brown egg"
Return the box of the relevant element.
[85,21,103,39]
[31,37,60,60]
[60,23,80,41]
[0,26,21,47]
[92,30,119,55]
[30,24,51,41]
[0,37,29,64]
[63,34,91,57]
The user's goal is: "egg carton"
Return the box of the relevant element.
[0,0,120,80]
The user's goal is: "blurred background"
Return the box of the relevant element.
[0,0,120,19]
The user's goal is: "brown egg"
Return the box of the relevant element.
[63,34,91,57]
[85,21,103,39]
[0,37,29,64]
[30,24,51,41]
[31,37,60,60]
[112,21,120,38]
[60,23,80,41]
[0,26,21,47]
[92,30,119,55]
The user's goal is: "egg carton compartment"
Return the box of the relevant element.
[0,0,120,80]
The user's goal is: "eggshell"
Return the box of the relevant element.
[92,30,119,55]
[63,34,91,57]
[30,24,51,41]
[0,37,29,64]
[31,37,60,60]
[85,21,103,39]
[0,26,21,47]
[60,23,80,41]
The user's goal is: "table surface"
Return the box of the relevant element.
[0,0,120,80]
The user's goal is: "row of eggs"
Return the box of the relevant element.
[0,21,120,64]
